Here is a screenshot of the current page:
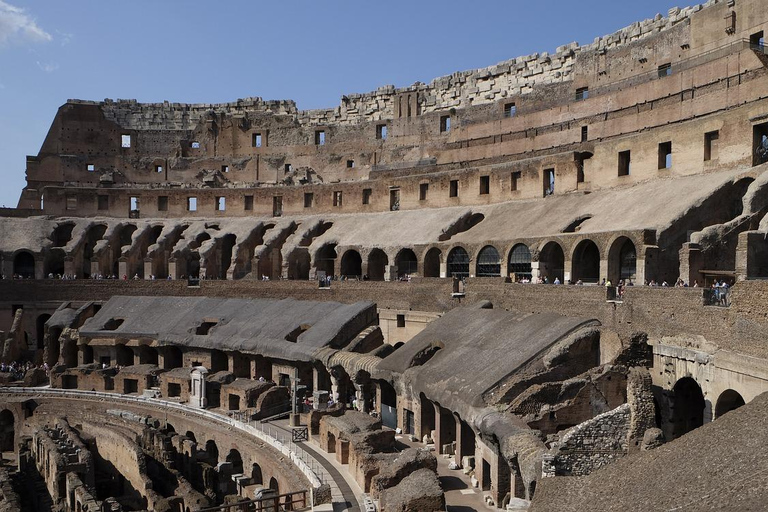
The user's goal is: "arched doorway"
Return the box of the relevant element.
[340,250,362,278]
[539,242,564,283]
[715,389,745,419]
[671,377,705,439]
[572,240,600,283]
[269,477,279,495]
[314,244,337,278]
[608,237,637,283]
[0,410,14,452]
[476,246,501,277]
[395,249,418,278]
[13,251,35,278]
[288,250,311,280]
[251,463,264,485]
[508,244,532,281]
[226,449,244,474]
[367,249,388,281]
[423,248,442,278]
[219,234,237,279]
[205,440,219,464]
[45,249,65,277]
[447,247,470,278]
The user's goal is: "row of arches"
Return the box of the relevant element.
[667,377,746,439]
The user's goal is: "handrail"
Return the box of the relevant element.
[0,387,327,490]
[197,490,309,512]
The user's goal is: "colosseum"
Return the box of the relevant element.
[2,0,768,510]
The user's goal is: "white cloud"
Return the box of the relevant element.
[55,29,72,46]
[0,1,52,46]
[36,60,58,73]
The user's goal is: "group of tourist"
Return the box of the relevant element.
[0,361,48,381]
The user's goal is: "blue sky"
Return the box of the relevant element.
[0,0,682,208]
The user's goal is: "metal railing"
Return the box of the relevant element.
[197,490,309,512]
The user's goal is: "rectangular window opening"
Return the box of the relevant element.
[750,31,764,50]
[333,191,343,207]
[315,130,326,145]
[753,122,768,166]
[704,130,719,161]
[216,197,226,211]
[187,197,198,212]
[658,63,672,78]
[618,150,631,176]
[272,196,283,217]
[440,115,451,133]
[285,164,292,173]
[479,175,490,195]
[659,141,672,169]
[191,141,200,149]
[543,169,555,197]
[376,124,388,140]
[419,183,429,201]
[155,165,163,173]
[244,195,254,211]
[252,133,264,148]
[87,164,95,172]
[347,160,355,168]
[449,179,459,198]
[362,188,372,205]
[396,314,406,328]
[221,165,229,173]
[158,196,168,212]
[97,195,109,211]
[504,102,517,118]
[581,126,588,142]
[121,134,131,148]
[511,171,521,192]
[66,195,77,211]
[304,192,314,208]
[575,87,589,101]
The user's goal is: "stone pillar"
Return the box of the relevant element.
[384,265,397,282]
[90,260,100,278]
[432,403,442,454]
[190,367,209,408]
[330,374,340,403]
[118,259,128,279]
[34,258,44,280]
[64,257,76,278]
[530,261,541,283]
[353,381,369,413]
[0,255,12,278]
[599,258,609,283]
[168,259,179,279]
[144,259,153,279]
[439,262,447,279]
[271,248,281,279]
[678,243,702,286]
[563,258,573,284]
[454,414,464,466]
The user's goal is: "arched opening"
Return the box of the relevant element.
[226,449,244,474]
[288,250,311,280]
[204,440,219,465]
[13,251,35,278]
[36,314,51,351]
[539,242,564,283]
[671,377,705,439]
[572,239,600,283]
[269,477,279,495]
[51,222,75,248]
[447,247,470,278]
[508,244,532,281]
[476,246,501,277]
[218,234,237,279]
[0,410,14,452]
[608,237,637,283]
[250,463,263,485]
[395,249,418,278]
[185,431,197,443]
[423,248,442,278]
[367,249,388,281]
[187,253,201,279]
[82,224,107,278]
[379,381,398,429]
[45,249,66,277]
[715,389,745,419]
[419,393,435,440]
[314,244,337,278]
[340,250,362,278]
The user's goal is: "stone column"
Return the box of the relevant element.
[432,403,442,454]
[190,367,209,408]
[678,243,701,286]
[118,259,128,279]
[454,414,464,466]
[439,262,447,279]
[64,257,76,278]
[34,258,44,280]
[144,258,153,279]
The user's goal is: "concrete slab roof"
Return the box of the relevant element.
[79,296,377,362]
[378,305,599,419]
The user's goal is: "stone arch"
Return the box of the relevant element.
[715,389,745,419]
[36,314,51,351]
[82,224,108,278]
[269,477,279,494]
[607,236,637,283]
[423,247,442,278]
[44,249,66,277]
[446,246,470,278]
[340,250,362,278]
[0,409,14,452]
[395,249,418,277]
[367,249,388,281]
[250,462,263,485]
[204,440,219,465]
[508,243,532,281]
[572,239,600,283]
[226,449,244,474]
[671,377,705,439]
[314,243,337,278]
[13,250,35,278]
[476,245,501,277]
[287,250,310,280]
[538,241,564,283]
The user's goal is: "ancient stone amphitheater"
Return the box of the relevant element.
[2,0,768,510]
